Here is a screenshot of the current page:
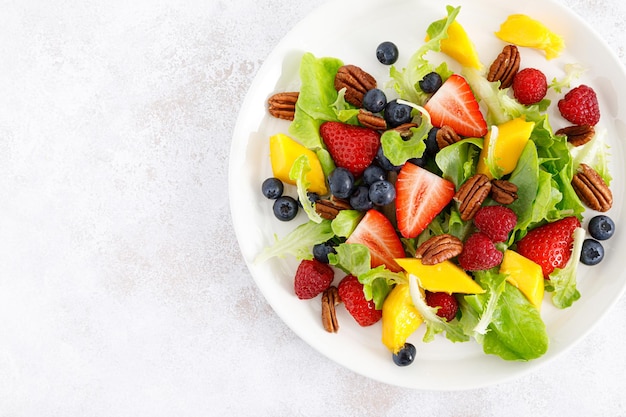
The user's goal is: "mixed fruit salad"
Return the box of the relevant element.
[255,5,616,365]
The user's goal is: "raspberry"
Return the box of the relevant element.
[557,85,600,126]
[425,291,459,321]
[473,205,517,243]
[458,232,504,271]
[293,259,334,300]
[337,274,382,326]
[512,68,548,105]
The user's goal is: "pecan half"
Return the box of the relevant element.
[322,286,341,333]
[334,65,377,107]
[315,198,352,220]
[454,174,492,221]
[556,124,595,147]
[391,122,419,138]
[571,163,613,212]
[358,109,387,130]
[415,234,463,265]
[436,125,461,149]
[490,179,519,205]
[267,92,299,120]
[487,45,520,89]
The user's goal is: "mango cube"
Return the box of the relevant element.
[269,133,327,195]
[500,250,544,308]
[395,258,485,294]
[476,117,535,179]
[382,284,423,353]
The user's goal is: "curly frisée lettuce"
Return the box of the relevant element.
[289,155,324,223]
[408,275,469,343]
[254,220,334,263]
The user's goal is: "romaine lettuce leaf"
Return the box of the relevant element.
[435,137,483,188]
[460,271,549,361]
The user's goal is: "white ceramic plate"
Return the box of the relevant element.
[229,0,626,390]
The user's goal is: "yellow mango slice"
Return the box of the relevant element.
[495,14,564,60]
[476,117,535,179]
[269,133,328,195]
[382,284,423,353]
[500,250,544,308]
[395,258,485,294]
[426,21,482,69]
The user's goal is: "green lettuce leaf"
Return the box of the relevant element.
[255,220,334,263]
[390,6,459,104]
[408,275,469,343]
[288,53,344,150]
[289,155,324,223]
[328,243,404,309]
[435,137,483,188]
[548,227,585,308]
[330,210,363,238]
[461,271,549,361]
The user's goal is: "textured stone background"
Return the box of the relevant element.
[1,0,625,415]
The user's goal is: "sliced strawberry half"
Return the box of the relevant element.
[346,209,405,272]
[320,121,380,177]
[395,162,456,239]
[423,74,488,137]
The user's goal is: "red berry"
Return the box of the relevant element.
[458,232,504,271]
[425,291,458,322]
[516,216,581,279]
[512,68,548,105]
[320,121,380,177]
[557,85,600,126]
[293,259,334,300]
[337,274,382,326]
[473,205,517,243]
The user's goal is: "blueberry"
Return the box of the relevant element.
[350,186,374,211]
[272,196,298,221]
[419,72,443,94]
[261,177,284,199]
[392,343,416,367]
[362,88,387,113]
[369,180,396,206]
[375,146,401,172]
[408,156,427,168]
[425,127,440,156]
[376,41,399,65]
[384,99,412,128]
[312,241,337,264]
[363,165,386,186]
[588,215,615,241]
[328,167,355,199]
[580,239,604,265]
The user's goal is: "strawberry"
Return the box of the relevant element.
[516,216,581,278]
[346,209,405,272]
[457,232,503,271]
[320,121,380,177]
[473,205,517,243]
[338,274,382,326]
[423,74,488,137]
[425,291,459,322]
[557,85,600,126]
[512,68,548,105]
[395,162,456,239]
[293,259,334,299]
